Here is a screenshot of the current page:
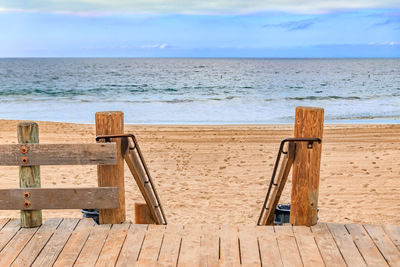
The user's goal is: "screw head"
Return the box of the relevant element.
[23,192,30,198]
[20,145,28,154]
[24,200,31,208]
[21,157,29,164]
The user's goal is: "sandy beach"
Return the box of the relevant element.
[0,120,399,225]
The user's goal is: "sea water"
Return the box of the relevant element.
[0,58,399,124]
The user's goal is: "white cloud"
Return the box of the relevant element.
[0,0,399,15]
[141,44,169,49]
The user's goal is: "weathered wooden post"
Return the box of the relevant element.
[134,203,156,224]
[96,111,126,224]
[290,107,324,226]
[18,122,42,227]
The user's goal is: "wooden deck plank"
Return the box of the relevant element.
[239,225,261,267]
[74,224,111,266]
[311,223,346,267]
[383,225,400,251]
[0,224,38,266]
[137,224,166,266]
[115,224,147,267]
[327,223,366,266]
[0,218,10,230]
[32,218,80,267]
[178,224,202,267]
[157,224,183,267]
[293,226,325,266]
[200,224,219,267]
[11,218,62,266]
[219,225,240,267]
[364,224,400,266]
[345,224,389,266]
[53,218,96,267]
[257,226,283,267]
[0,219,21,252]
[95,223,130,267]
[274,225,303,267]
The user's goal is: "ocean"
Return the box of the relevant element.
[0,58,399,124]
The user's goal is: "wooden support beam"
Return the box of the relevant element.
[124,148,164,224]
[0,143,117,166]
[261,142,296,225]
[18,122,42,228]
[135,203,156,224]
[0,188,119,210]
[290,107,324,226]
[96,111,126,224]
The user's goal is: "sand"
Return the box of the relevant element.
[0,120,399,225]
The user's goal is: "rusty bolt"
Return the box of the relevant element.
[21,157,29,164]
[23,191,30,198]
[24,200,31,208]
[20,145,28,154]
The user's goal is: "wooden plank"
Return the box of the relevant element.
[124,148,164,225]
[74,224,111,266]
[200,224,219,267]
[345,224,388,266]
[364,224,400,266]
[115,224,147,267]
[238,225,261,267]
[327,223,366,266]
[11,218,62,266]
[311,223,346,267]
[53,218,96,267]
[0,219,21,252]
[261,142,295,225]
[0,143,117,166]
[135,202,156,224]
[96,111,126,224]
[292,226,325,266]
[32,218,80,267]
[274,225,303,267]
[178,224,202,267]
[219,225,240,267]
[18,121,42,227]
[157,224,183,267]
[256,226,283,267]
[95,223,130,267]
[290,107,324,226]
[383,225,400,250]
[0,218,10,230]
[137,224,165,266]
[0,225,38,266]
[0,187,119,210]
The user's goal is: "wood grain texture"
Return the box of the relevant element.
[11,218,62,266]
[135,202,156,224]
[383,224,400,250]
[96,111,126,224]
[238,226,261,267]
[53,218,96,267]
[18,121,42,227]
[290,107,324,226]
[0,187,119,210]
[327,223,366,266]
[219,225,240,267]
[157,224,183,267]
[257,226,283,267]
[32,218,80,267]
[95,223,130,267]
[0,143,117,166]
[0,219,21,252]
[293,226,325,266]
[345,224,388,266]
[137,224,165,266]
[115,224,148,267]
[178,224,202,267]
[274,225,303,267]
[364,224,400,266]
[311,223,346,267]
[200,225,219,267]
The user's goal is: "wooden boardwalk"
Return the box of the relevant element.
[0,218,399,266]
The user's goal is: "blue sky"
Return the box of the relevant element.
[0,1,399,57]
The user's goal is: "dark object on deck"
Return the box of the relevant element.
[274,204,291,225]
[81,209,99,224]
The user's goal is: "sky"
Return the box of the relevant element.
[0,0,399,57]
